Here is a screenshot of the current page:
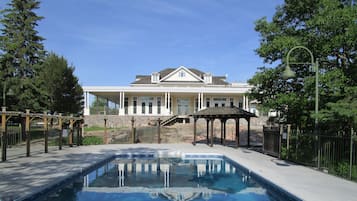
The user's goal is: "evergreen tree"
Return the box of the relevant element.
[249,0,357,132]
[40,53,83,115]
[0,0,47,111]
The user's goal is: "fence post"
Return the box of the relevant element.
[79,118,84,145]
[287,124,291,160]
[104,117,107,144]
[76,121,80,146]
[131,117,135,143]
[25,109,30,157]
[58,114,63,150]
[1,107,7,161]
[157,118,161,144]
[279,124,283,159]
[43,112,48,153]
[350,127,354,180]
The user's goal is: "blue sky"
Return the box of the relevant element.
[1,0,283,86]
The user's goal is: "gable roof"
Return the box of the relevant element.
[160,66,203,82]
[131,66,229,85]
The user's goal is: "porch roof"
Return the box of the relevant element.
[191,106,256,119]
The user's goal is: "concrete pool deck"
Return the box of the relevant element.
[0,143,356,201]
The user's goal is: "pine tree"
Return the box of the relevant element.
[0,0,47,111]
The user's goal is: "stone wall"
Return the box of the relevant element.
[84,115,172,128]
[84,115,269,128]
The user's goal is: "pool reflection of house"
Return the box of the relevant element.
[83,66,256,119]
[82,158,244,201]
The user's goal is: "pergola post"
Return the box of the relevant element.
[69,115,74,147]
[210,118,214,147]
[193,118,197,145]
[76,121,81,146]
[206,119,209,145]
[247,117,251,147]
[223,119,227,146]
[58,113,63,150]
[235,118,240,148]
[220,120,224,144]
[1,107,7,161]
[43,112,48,153]
[25,109,30,157]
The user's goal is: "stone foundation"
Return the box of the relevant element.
[84,115,172,128]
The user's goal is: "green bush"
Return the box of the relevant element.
[333,161,350,178]
[82,136,103,145]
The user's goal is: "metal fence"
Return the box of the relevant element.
[107,126,182,144]
[264,125,357,181]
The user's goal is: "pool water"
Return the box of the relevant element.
[34,156,298,201]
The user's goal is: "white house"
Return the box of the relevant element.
[83,66,255,117]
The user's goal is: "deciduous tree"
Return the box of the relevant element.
[249,0,357,131]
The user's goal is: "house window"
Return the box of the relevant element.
[124,97,128,114]
[142,102,146,114]
[206,98,210,108]
[215,103,218,107]
[149,102,153,114]
[179,71,186,78]
[230,98,234,107]
[133,97,137,114]
[157,97,161,114]
[221,103,225,107]
[239,102,243,108]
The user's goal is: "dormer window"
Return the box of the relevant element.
[151,72,160,83]
[179,71,186,78]
[203,73,212,84]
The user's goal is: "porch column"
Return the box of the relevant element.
[245,96,249,111]
[165,92,168,109]
[247,118,251,147]
[200,93,204,110]
[197,93,201,111]
[168,92,171,115]
[243,96,246,110]
[119,92,125,115]
[83,91,90,115]
[235,118,240,148]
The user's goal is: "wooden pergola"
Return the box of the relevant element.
[191,106,256,147]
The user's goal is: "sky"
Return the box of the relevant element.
[0,0,284,86]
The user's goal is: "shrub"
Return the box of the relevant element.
[82,136,103,145]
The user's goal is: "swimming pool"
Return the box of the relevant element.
[33,154,301,201]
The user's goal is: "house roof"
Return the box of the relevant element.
[131,67,229,85]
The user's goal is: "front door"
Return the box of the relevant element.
[177,98,190,115]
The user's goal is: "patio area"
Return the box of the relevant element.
[0,143,356,201]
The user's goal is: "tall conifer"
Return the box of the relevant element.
[0,0,47,111]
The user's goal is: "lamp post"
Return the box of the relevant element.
[282,45,320,169]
